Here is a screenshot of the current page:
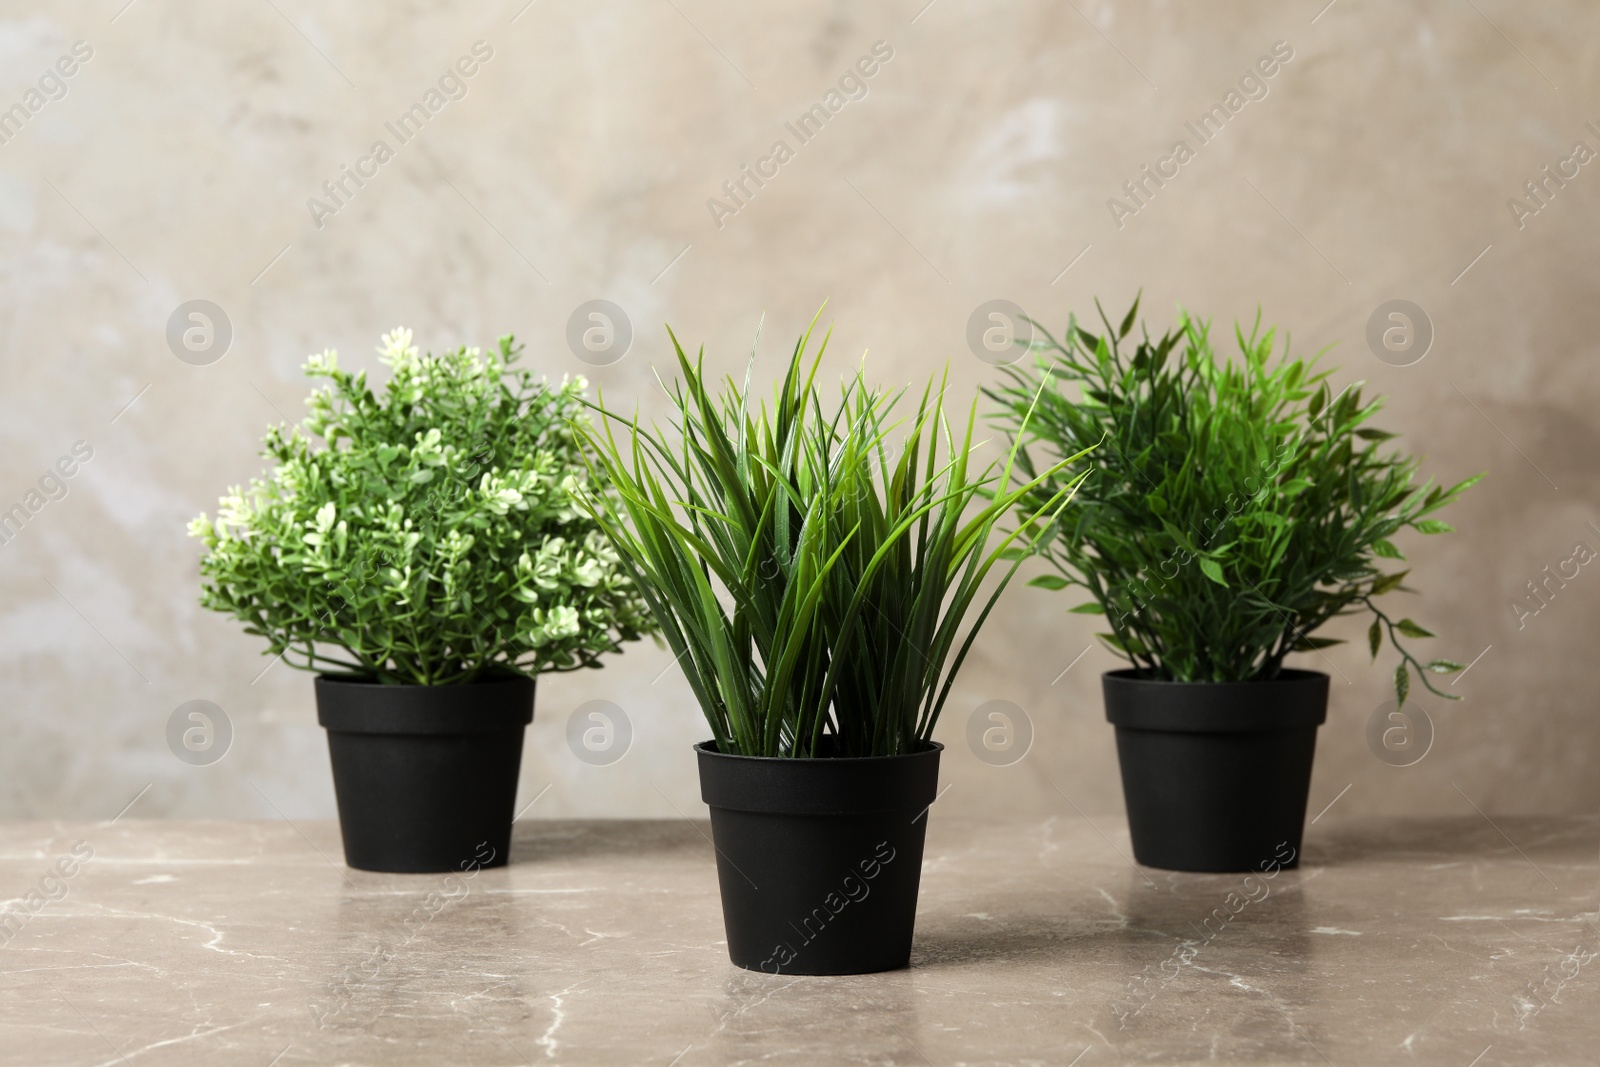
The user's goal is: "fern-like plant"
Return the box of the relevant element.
[988,298,1480,705]
[575,316,1091,757]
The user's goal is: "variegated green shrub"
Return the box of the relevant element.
[190,329,654,685]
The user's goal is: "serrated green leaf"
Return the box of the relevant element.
[1395,663,1410,706]
[1425,659,1464,673]
[1414,520,1454,534]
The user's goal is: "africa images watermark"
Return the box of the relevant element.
[758,840,897,974]
[1509,525,1596,630]
[0,40,94,148]
[1101,435,1297,629]
[0,840,94,948]
[1506,119,1600,231]
[1512,917,1600,1030]
[706,40,895,230]
[1106,40,1295,229]
[0,441,95,549]
[306,41,495,229]
[311,840,496,1028]
[1109,841,1297,1028]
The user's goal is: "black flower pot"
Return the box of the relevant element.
[315,674,535,873]
[1103,668,1327,873]
[696,740,942,975]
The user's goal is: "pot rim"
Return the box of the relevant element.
[695,740,943,815]
[315,670,535,690]
[316,672,535,735]
[1102,667,1329,687]
[1102,668,1328,733]
[694,739,944,762]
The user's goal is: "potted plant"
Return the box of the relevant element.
[575,317,1089,973]
[190,329,654,872]
[989,299,1480,872]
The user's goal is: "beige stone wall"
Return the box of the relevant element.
[1,0,1595,821]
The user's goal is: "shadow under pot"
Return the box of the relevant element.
[1103,669,1328,873]
[315,674,535,873]
[696,740,942,975]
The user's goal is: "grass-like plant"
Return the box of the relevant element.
[987,298,1481,705]
[190,329,655,685]
[574,317,1091,758]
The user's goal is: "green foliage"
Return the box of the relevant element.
[574,316,1091,758]
[190,329,655,685]
[988,298,1481,704]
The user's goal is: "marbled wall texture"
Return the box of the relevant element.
[0,1,1595,822]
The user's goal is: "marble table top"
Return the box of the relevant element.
[1,816,1596,1066]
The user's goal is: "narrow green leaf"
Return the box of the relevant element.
[1027,574,1070,591]
[1371,570,1408,596]
[1395,663,1410,706]
[1396,618,1434,638]
[1367,618,1382,660]
[1118,297,1140,339]
[1199,557,1227,587]
[1292,636,1345,651]
[1068,601,1105,614]
[1443,473,1486,497]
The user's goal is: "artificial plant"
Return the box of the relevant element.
[576,316,1091,757]
[190,328,654,685]
[988,298,1480,704]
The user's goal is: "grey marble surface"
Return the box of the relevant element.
[1,816,1597,1065]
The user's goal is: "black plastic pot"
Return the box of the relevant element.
[696,740,942,975]
[1103,668,1327,873]
[315,674,534,873]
